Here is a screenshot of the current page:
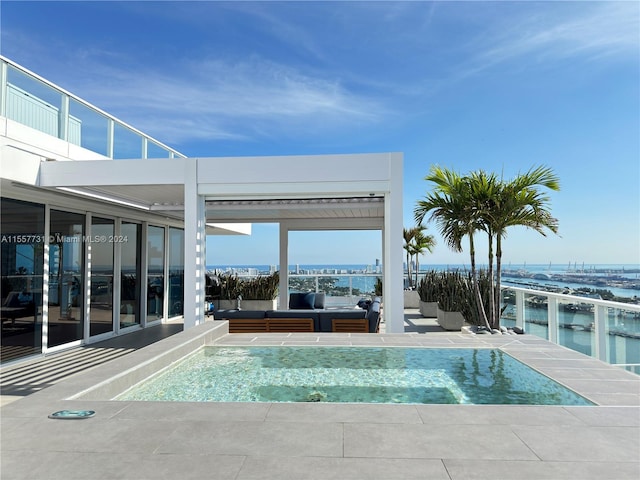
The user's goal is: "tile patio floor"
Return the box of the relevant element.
[1,312,639,479]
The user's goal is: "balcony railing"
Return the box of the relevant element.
[502,286,640,374]
[0,56,185,160]
[225,272,380,308]
[289,273,380,307]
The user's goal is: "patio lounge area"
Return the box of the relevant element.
[1,313,639,480]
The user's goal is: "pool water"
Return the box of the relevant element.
[116,346,593,405]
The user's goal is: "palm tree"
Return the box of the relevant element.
[482,166,560,328]
[412,228,436,286]
[403,227,419,289]
[414,165,559,330]
[414,166,491,329]
[466,169,501,329]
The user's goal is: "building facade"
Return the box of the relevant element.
[0,56,404,365]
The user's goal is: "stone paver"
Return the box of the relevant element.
[1,319,639,480]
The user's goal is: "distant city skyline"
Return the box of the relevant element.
[2,1,638,265]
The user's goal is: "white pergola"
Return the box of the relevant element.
[37,152,405,332]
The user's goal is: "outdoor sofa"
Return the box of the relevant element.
[214,293,381,334]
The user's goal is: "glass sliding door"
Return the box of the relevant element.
[147,225,165,322]
[89,217,114,337]
[48,210,85,348]
[168,227,184,317]
[0,198,45,363]
[120,222,141,328]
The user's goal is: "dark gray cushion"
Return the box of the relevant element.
[318,309,366,332]
[367,301,381,333]
[313,293,326,309]
[289,292,316,310]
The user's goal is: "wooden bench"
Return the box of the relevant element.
[267,318,314,332]
[331,318,369,333]
[228,317,314,333]
[228,318,269,333]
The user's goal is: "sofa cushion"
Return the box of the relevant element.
[367,301,381,333]
[289,292,316,310]
[313,293,326,309]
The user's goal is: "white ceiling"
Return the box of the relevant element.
[63,185,385,228]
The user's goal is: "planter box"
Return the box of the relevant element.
[240,299,277,311]
[403,290,420,309]
[216,299,277,311]
[436,308,465,331]
[216,299,237,310]
[419,301,438,318]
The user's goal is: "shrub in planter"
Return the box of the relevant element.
[461,269,492,327]
[436,271,468,331]
[374,277,383,297]
[435,271,467,312]
[241,272,280,300]
[417,270,439,317]
[216,271,280,309]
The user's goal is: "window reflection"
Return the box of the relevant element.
[90,217,114,336]
[120,222,141,328]
[147,226,165,322]
[0,198,44,363]
[168,228,184,317]
[48,210,85,347]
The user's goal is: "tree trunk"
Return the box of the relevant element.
[487,231,496,329]
[494,234,503,329]
[469,233,490,329]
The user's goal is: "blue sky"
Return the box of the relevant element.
[2,1,638,267]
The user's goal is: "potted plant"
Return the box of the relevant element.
[240,272,280,310]
[374,277,383,297]
[436,271,467,331]
[216,271,279,310]
[417,270,439,317]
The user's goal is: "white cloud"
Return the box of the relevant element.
[71,55,383,144]
[463,2,638,78]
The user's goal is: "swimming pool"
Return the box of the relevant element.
[115,346,593,405]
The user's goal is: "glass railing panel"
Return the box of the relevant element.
[288,274,378,307]
[523,292,549,339]
[3,58,187,160]
[557,298,594,357]
[606,306,640,370]
[113,123,142,159]
[500,290,516,329]
[147,140,172,159]
[68,98,109,156]
[6,65,63,138]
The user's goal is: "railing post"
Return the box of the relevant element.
[1,60,8,117]
[548,296,558,344]
[315,275,319,293]
[59,93,69,142]
[515,290,525,329]
[594,305,607,363]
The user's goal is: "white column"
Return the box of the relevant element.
[140,221,149,327]
[279,223,289,310]
[383,153,404,333]
[183,158,206,329]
